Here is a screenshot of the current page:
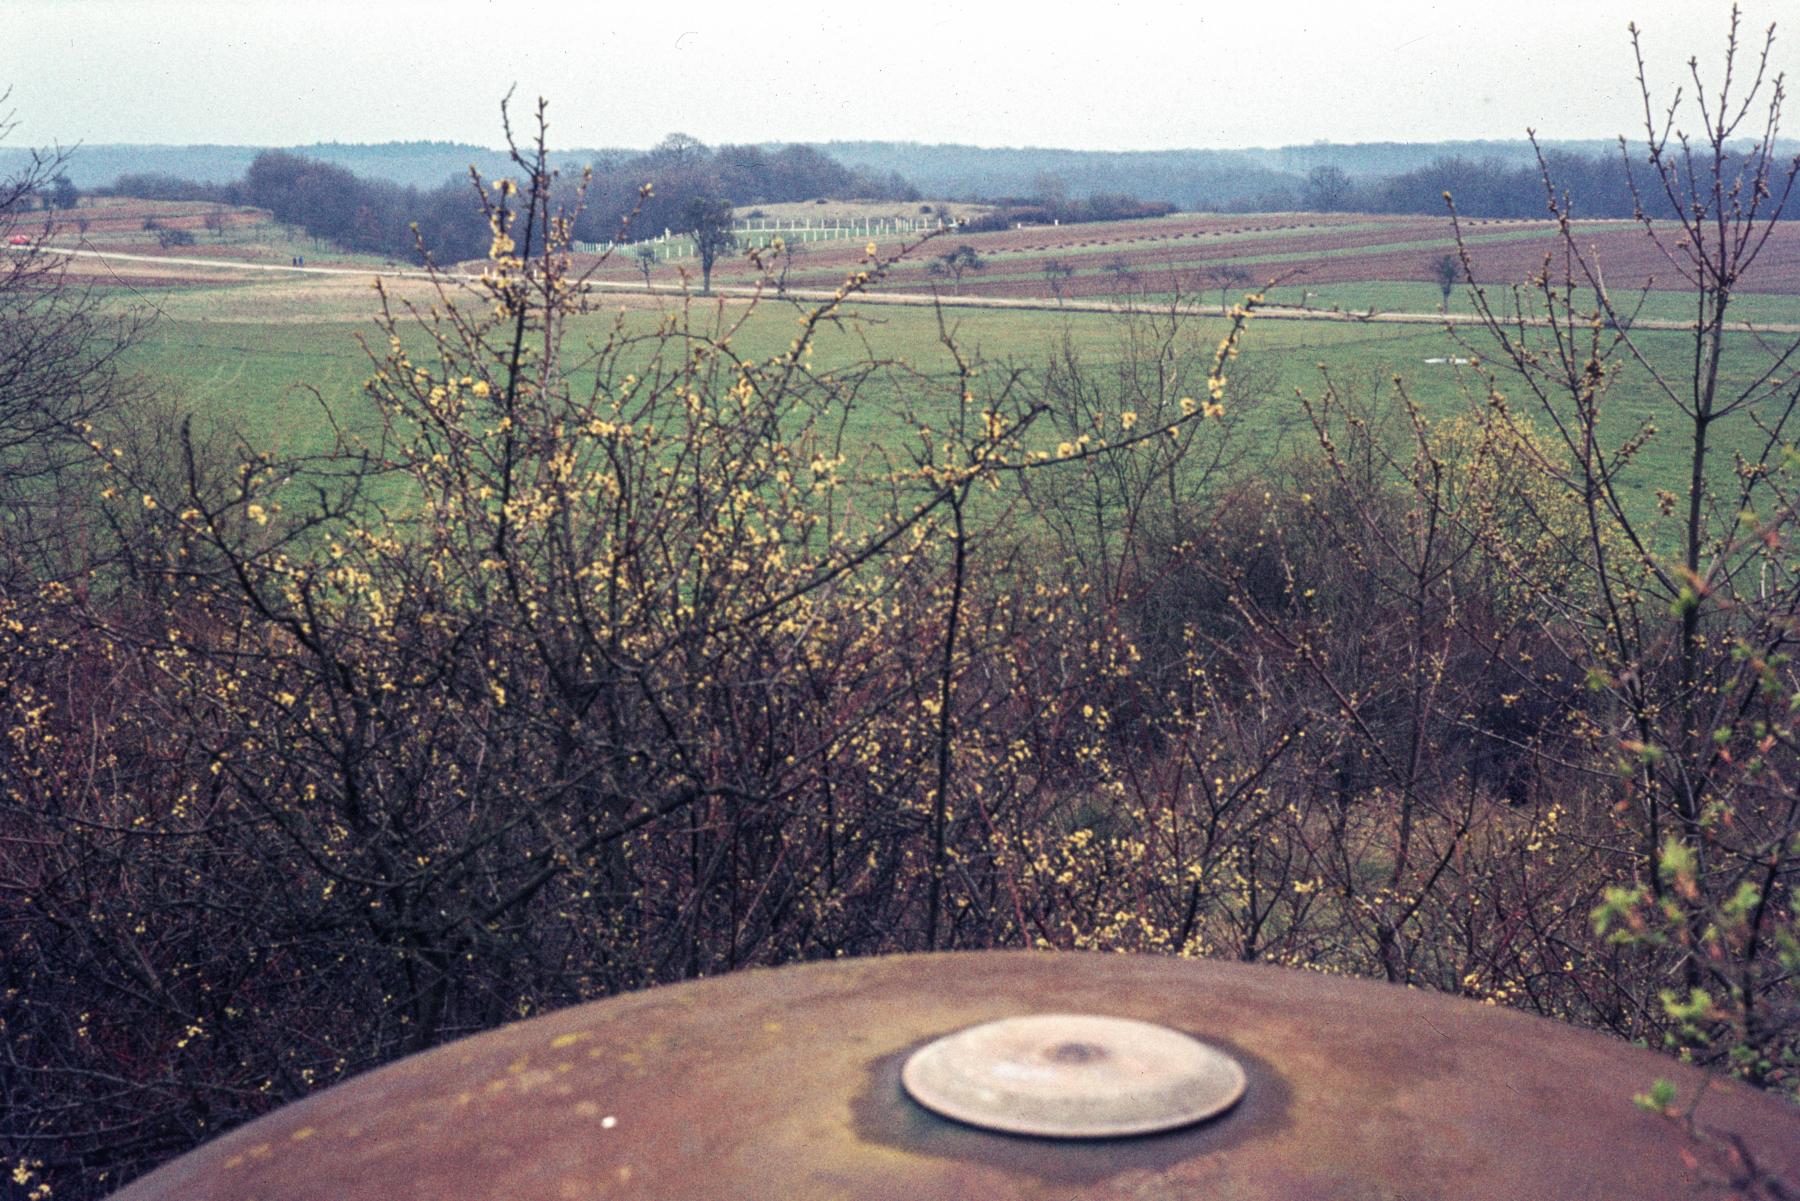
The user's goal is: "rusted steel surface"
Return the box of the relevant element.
[111,952,1800,1200]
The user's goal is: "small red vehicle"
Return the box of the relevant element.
[6,234,30,246]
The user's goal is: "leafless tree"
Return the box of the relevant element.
[927,243,984,295]
[0,100,151,586]
[1430,253,1459,311]
[1444,5,1800,1092]
[683,194,734,293]
[1207,263,1251,312]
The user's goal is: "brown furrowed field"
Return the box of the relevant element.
[579,210,1800,302]
[30,196,399,283]
[37,196,266,238]
[36,192,1800,321]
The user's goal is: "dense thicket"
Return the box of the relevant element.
[0,146,151,591]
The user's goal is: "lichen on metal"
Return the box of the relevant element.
[901,1013,1245,1137]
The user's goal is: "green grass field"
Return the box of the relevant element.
[112,255,1800,548]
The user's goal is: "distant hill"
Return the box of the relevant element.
[9,136,1795,216]
[0,141,606,191]
[810,139,1639,209]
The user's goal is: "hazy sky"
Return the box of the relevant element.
[5,0,1779,151]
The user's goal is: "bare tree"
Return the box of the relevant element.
[649,131,708,167]
[0,101,151,585]
[683,194,734,294]
[927,243,984,295]
[1207,263,1251,312]
[1105,252,1140,297]
[1447,6,1800,1094]
[775,236,803,294]
[48,173,77,211]
[1430,253,1459,311]
[1303,164,1353,211]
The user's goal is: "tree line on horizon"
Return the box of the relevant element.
[800,137,1798,218]
[95,133,1781,270]
[99,135,928,263]
[1291,150,1671,219]
[104,154,494,262]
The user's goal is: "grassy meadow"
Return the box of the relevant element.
[112,254,1800,546]
[59,196,1798,513]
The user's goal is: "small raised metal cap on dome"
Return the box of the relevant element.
[900,1013,1246,1138]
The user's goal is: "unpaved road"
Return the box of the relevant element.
[22,244,1800,336]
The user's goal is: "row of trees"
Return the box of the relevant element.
[571,133,917,246]
[4,16,1799,1200]
[102,135,923,268]
[1297,146,1740,218]
[106,140,1688,270]
[104,152,492,261]
[240,150,491,259]
[956,190,1177,232]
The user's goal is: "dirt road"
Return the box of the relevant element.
[21,244,1800,335]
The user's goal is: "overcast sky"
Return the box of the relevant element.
[4,0,1779,152]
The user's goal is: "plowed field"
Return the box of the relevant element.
[579,211,1800,302]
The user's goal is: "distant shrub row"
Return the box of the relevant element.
[955,192,1177,232]
[104,155,492,262]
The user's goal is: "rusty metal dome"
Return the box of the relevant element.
[109,952,1800,1200]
